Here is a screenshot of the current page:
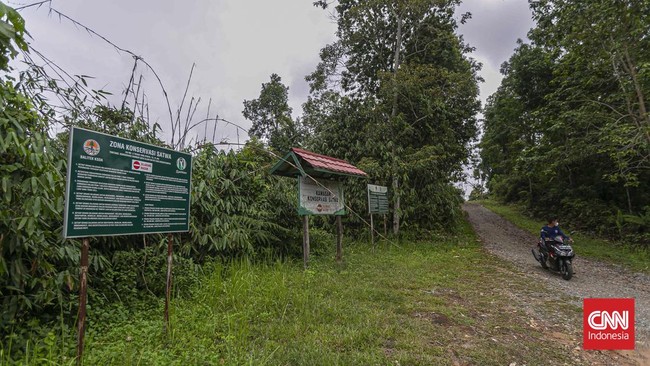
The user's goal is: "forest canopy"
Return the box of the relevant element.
[477,0,650,243]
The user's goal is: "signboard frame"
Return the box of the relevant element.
[297,176,346,216]
[367,184,389,214]
[63,127,193,239]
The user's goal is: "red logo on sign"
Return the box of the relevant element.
[583,298,634,350]
[316,204,323,212]
[131,160,152,172]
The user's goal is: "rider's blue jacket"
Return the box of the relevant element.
[540,225,570,242]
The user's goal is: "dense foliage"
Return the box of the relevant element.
[0,5,304,354]
[0,0,483,360]
[478,0,650,243]
[304,0,480,233]
[1,0,73,339]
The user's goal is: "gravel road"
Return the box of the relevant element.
[463,202,650,364]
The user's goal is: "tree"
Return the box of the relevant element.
[479,41,554,202]
[479,1,650,241]
[530,0,649,186]
[0,1,74,334]
[0,1,26,70]
[307,0,480,233]
[242,74,303,153]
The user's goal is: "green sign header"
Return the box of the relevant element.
[63,127,192,238]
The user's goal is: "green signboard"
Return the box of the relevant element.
[298,176,345,216]
[63,127,192,238]
[368,184,389,214]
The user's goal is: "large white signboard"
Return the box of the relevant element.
[298,176,345,216]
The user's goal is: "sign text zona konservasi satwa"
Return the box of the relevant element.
[63,127,192,238]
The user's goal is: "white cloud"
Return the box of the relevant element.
[16,0,532,147]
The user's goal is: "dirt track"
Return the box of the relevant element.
[463,202,650,365]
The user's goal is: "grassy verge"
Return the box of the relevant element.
[475,199,650,274]
[8,221,592,365]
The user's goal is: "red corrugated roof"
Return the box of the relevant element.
[291,147,367,177]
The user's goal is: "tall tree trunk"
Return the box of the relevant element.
[625,185,633,214]
[391,11,403,235]
[621,47,650,144]
[392,176,400,234]
[623,48,649,125]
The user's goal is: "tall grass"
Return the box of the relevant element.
[5,220,582,365]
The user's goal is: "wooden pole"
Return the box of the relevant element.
[302,216,310,269]
[384,214,387,236]
[336,215,343,263]
[370,213,375,246]
[76,237,90,366]
[164,233,173,333]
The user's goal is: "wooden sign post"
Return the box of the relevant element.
[164,233,174,333]
[336,216,343,263]
[76,237,89,365]
[384,215,388,236]
[302,216,310,269]
[370,214,375,246]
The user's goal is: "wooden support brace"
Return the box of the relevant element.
[303,216,310,269]
[336,216,343,263]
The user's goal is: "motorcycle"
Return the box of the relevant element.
[531,236,575,280]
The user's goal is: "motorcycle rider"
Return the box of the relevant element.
[540,216,573,253]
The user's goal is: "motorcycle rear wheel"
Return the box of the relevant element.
[561,261,573,280]
[538,249,548,269]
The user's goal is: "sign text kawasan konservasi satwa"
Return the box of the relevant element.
[298,176,345,216]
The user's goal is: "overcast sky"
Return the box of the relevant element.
[15,0,534,146]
